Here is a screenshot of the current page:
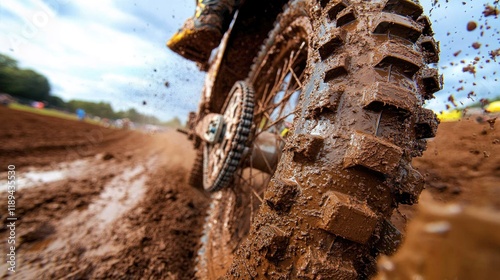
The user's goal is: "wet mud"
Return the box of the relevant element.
[0,105,498,279]
[0,106,208,279]
[413,118,500,210]
[377,191,500,280]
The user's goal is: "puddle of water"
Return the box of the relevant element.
[23,170,65,184]
[0,170,66,192]
[0,159,90,192]
[92,165,147,225]
[46,159,155,252]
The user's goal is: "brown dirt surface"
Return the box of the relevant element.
[0,106,208,279]
[413,117,500,209]
[391,116,500,232]
[1,105,498,279]
[379,117,500,279]
[0,106,134,168]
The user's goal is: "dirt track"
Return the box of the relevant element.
[414,118,500,208]
[0,106,208,279]
[394,116,500,231]
[0,105,498,279]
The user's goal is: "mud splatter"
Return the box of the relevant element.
[483,5,499,17]
[462,64,476,75]
[466,21,477,31]
[486,117,497,129]
[490,48,500,61]
[448,95,458,107]
[480,98,490,109]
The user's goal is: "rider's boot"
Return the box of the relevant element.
[167,0,237,65]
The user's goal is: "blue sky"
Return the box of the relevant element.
[420,0,500,111]
[0,0,499,121]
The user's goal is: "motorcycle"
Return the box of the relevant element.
[180,0,441,278]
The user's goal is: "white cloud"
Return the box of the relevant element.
[0,0,203,122]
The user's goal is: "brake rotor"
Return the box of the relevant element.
[203,81,254,192]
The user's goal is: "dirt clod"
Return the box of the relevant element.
[487,117,497,129]
[462,64,476,75]
[102,153,115,160]
[483,5,499,17]
[466,21,477,31]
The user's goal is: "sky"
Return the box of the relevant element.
[419,0,500,111]
[0,0,499,122]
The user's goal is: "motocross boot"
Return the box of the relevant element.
[167,0,237,65]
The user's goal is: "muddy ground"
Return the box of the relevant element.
[411,116,500,214]
[0,105,498,279]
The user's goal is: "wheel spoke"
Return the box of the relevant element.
[251,187,264,204]
[252,44,306,139]
[289,64,303,88]
[254,143,274,174]
[254,85,300,119]
[260,108,299,135]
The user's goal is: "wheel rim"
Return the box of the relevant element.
[196,12,312,279]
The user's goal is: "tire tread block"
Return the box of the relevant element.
[372,13,423,43]
[417,67,443,99]
[324,54,349,82]
[336,6,357,27]
[396,167,425,204]
[265,178,299,212]
[417,15,434,36]
[362,81,417,113]
[290,134,325,161]
[383,0,423,20]
[258,225,289,263]
[319,191,379,244]
[415,108,439,139]
[325,0,349,20]
[318,29,347,60]
[344,131,403,175]
[374,40,423,78]
[374,219,402,255]
[418,36,440,64]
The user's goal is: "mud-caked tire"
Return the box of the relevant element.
[189,147,204,190]
[227,0,441,278]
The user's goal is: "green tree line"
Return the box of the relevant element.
[0,53,171,125]
[65,99,163,124]
[0,54,50,101]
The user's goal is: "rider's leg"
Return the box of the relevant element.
[167,0,238,65]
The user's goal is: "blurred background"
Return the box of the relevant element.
[0,0,499,126]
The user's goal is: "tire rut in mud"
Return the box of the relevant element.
[87,169,209,280]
